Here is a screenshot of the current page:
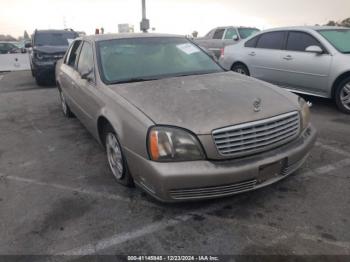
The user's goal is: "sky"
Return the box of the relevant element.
[0,0,349,38]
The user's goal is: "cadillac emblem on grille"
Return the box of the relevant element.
[253,98,262,112]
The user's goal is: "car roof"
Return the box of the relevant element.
[82,33,184,42]
[262,26,349,32]
[34,29,77,34]
[214,26,259,30]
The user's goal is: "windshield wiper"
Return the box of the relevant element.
[110,77,159,84]
[174,70,220,78]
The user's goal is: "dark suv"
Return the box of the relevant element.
[29,29,78,85]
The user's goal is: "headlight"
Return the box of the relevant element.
[148,126,205,162]
[299,97,311,130]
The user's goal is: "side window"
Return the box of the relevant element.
[77,42,94,81]
[0,43,6,54]
[205,29,215,38]
[224,28,238,40]
[286,31,323,52]
[256,31,286,50]
[245,36,259,48]
[65,40,82,67]
[213,29,225,40]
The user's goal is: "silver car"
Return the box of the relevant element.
[220,26,350,114]
[56,33,316,202]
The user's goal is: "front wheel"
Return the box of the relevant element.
[104,126,134,187]
[335,77,350,114]
[231,63,250,76]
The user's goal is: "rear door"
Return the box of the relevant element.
[277,31,332,96]
[207,28,226,58]
[58,40,83,115]
[246,31,288,84]
[73,41,101,132]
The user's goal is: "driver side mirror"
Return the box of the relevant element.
[305,45,323,54]
[233,35,239,41]
[24,43,32,48]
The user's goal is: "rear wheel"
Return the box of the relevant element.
[104,125,134,187]
[231,63,250,76]
[335,77,350,114]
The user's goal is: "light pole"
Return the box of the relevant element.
[140,0,150,33]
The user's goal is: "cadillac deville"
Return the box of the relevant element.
[55,33,317,202]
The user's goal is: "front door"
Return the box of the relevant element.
[277,31,332,96]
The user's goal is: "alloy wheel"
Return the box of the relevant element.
[340,83,350,111]
[106,133,124,180]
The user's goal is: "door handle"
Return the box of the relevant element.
[283,55,293,61]
[249,52,256,56]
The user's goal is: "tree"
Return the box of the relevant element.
[325,20,337,26]
[340,18,350,27]
[324,18,350,27]
[24,30,30,40]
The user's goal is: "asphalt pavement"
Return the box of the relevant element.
[0,71,349,260]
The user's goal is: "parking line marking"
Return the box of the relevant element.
[206,215,350,250]
[2,174,158,208]
[316,141,350,158]
[59,214,193,255]
[300,158,350,179]
[56,203,229,256]
[31,122,43,134]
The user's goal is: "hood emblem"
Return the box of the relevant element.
[253,98,262,112]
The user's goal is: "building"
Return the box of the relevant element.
[118,24,135,33]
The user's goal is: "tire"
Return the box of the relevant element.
[231,63,250,76]
[335,77,350,114]
[35,75,46,86]
[59,90,74,118]
[103,125,134,187]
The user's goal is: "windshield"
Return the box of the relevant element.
[318,29,350,53]
[34,32,78,46]
[97,37,223,84]
[238,28,260,39]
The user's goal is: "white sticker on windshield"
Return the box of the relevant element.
[67,39,74,45]
[176,43,200,55]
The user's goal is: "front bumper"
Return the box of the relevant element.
[125,125,317,202]
[32,60,57,77]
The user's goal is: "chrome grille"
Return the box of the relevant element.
[213,112,300,157]
[169,180,257,200]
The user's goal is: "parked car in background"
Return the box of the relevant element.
[29,29,78,85]
[220,26,350,114]
[56,33,316,202]
[193,26,260,58]
[0,42,23,54]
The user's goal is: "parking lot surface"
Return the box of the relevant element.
[0,71,350,257]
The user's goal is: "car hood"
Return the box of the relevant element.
[33,45,68,54]
[110,72,300,135]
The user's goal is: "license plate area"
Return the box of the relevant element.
[258,159,287,184]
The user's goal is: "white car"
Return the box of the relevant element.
[219,26,350,114]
